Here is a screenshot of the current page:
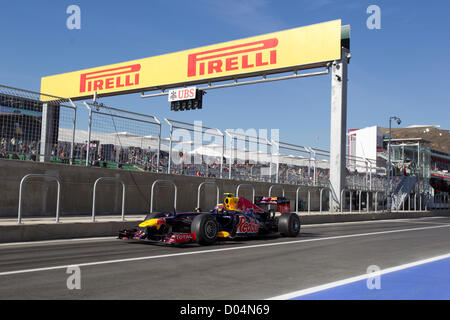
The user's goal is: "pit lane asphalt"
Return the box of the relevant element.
[1,216,450,300]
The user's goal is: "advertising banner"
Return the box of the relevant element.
[41,20,342,100]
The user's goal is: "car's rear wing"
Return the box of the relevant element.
[254,196,291,213]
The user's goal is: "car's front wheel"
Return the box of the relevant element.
[191,214,219,245]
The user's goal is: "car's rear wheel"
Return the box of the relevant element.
[191,214,219,245]
[278,213,301,237]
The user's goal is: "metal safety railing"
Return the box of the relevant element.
[319,187,330,213]
[296,187,311,213]
[374,191,386,212]
[268,185,285,211]
[397,192,431,211]
[150,179,177,213]
[12,173,438,224]
[91,177,126,222]
[357,190,363,213]
[236,184,255,202]
[2,84,402,193]
[340,188,353,213]
[17,174,61,224]
[197,181,220,209]
[268,185,285,197]
[340,188,382,213]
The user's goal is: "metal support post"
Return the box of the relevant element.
[225,132,233,180]
[156,118,162,173]
[68,99,77,165]
[39,103,48,163]
[271,139,280,184]
[83,102,93,167]
[166,120,174,174]
[308,190,311,213]
[39,103,59,163]
[216,128,224,179]
[329,48,349,212]
[367,191,370,213]
[358,190,362,212]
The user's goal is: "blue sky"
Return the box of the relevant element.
[0,0,449,150]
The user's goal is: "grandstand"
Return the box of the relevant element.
[349,125,449,209]
[3,83,448,210]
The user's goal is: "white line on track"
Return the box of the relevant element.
[387,220,450,226]
[1,223,450,277]
[302,216,450,228]
[0,236,116,248]
[266,252,450,300]
[1,217,448,248]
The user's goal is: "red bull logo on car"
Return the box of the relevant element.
[236,216,260,234]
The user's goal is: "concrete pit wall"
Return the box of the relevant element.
[0,159,328,218]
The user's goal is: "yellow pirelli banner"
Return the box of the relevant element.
[41,20,342,101]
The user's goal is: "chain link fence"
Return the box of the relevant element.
[0,84,393,192]
[164,119,224,177]
[273,141,330,186]
[79,102,162,172]
[346,155,387,191]
[224,129,273,182]
[0,84,76,164]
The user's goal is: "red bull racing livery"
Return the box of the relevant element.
[118,194,301,245]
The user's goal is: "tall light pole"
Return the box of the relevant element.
[387,116,401,211]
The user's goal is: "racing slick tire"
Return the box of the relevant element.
[278,212,301,237]
[191,214,219,245]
